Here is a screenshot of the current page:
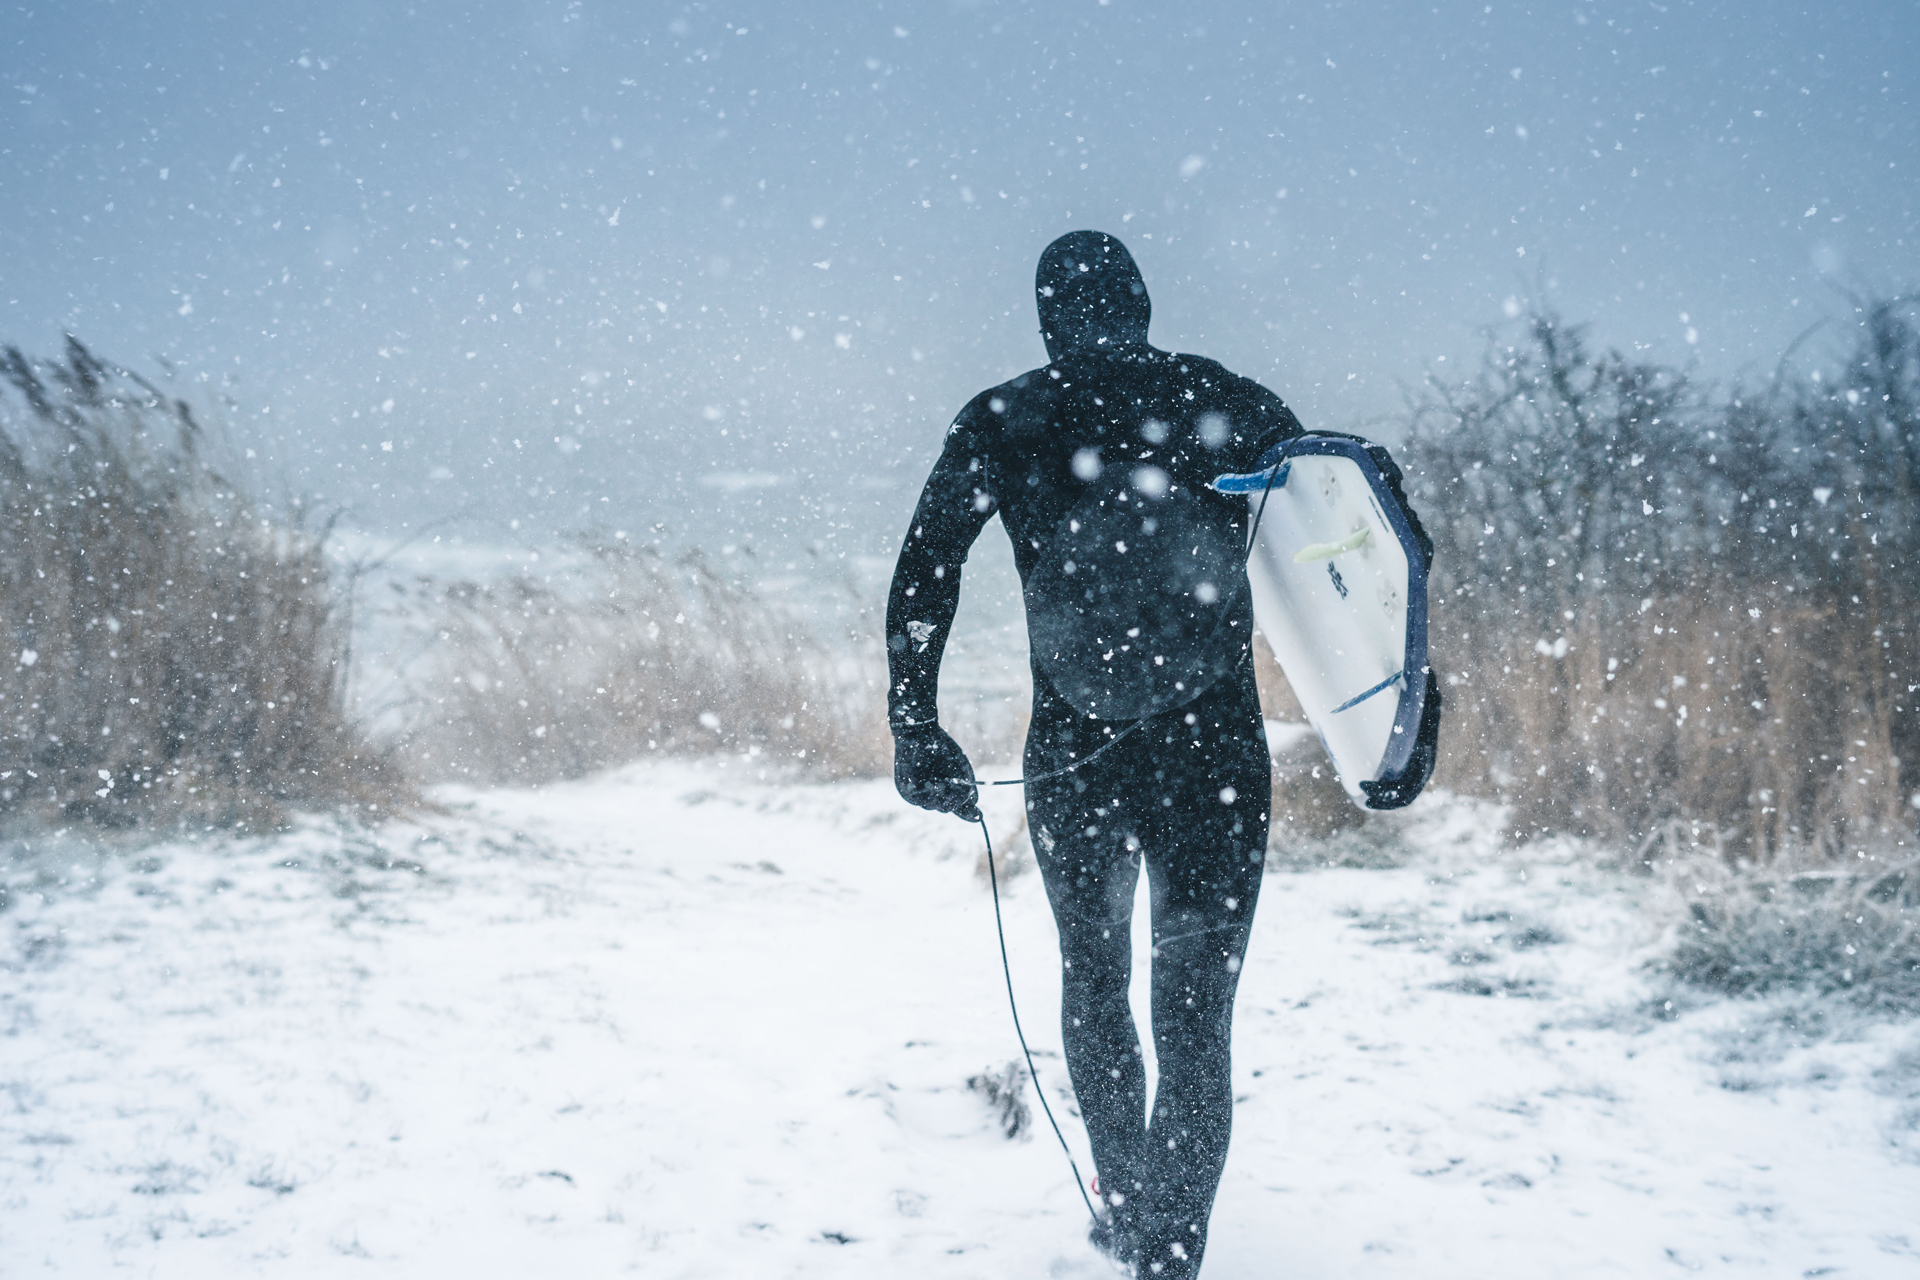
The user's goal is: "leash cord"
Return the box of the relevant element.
[976,714,1150,789]
[978,813,1103,1225]
[1244,433,1306,559]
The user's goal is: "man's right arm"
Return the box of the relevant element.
[885,413,997,732]
[883,411,997,818]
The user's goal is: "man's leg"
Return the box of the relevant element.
[1027,704,1155,1245]
[1135,678,1271,1277]
[1027,776,1148,1233]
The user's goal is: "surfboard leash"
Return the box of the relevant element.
[1244,432,1311,559]
[976,813,1103,1226]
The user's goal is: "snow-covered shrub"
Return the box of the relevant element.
[1405,298,1920,865]
[393,540,889,784]
[0,339,403,829]
[966,1061,1032,1140]
[1661,851,1920,1011]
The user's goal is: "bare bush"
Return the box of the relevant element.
[391,540,890,785]
[966,1061,1032,1141]
[1404,299,1920,864]
[0,339,404,829]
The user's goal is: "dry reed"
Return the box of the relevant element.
[0,338,404,830]
[1432,585,1912,863]
[391,540,891,785]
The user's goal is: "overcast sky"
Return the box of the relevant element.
[4,0,1915,556]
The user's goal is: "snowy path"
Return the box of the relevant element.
[4,764,1918,1277]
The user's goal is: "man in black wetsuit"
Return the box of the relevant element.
[886,230,1303,1277]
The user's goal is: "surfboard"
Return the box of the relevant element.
[1212,436,1436,810]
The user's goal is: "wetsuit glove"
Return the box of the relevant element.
[891,723,981,822]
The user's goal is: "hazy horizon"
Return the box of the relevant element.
[5,0,1915,556]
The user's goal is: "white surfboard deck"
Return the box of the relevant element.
[1213,437,1431,808]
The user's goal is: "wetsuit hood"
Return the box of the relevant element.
[1036,230,1151,362]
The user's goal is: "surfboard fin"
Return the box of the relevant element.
[1330,669,1403,714]
[1292,526,1371,562]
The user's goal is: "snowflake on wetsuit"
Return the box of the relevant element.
[886,230,1303,1277]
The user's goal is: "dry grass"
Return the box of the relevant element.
[0,339,405,830]
[1431,584,1914,864]
[391,540,891,785]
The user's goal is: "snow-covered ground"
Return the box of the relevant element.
[4,765,1919,1277]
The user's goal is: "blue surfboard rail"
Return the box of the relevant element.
[1213,435,1432,797]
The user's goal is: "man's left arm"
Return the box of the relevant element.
[1223,376,1306,472]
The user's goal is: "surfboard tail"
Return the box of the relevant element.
[1359,669,1442,810]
